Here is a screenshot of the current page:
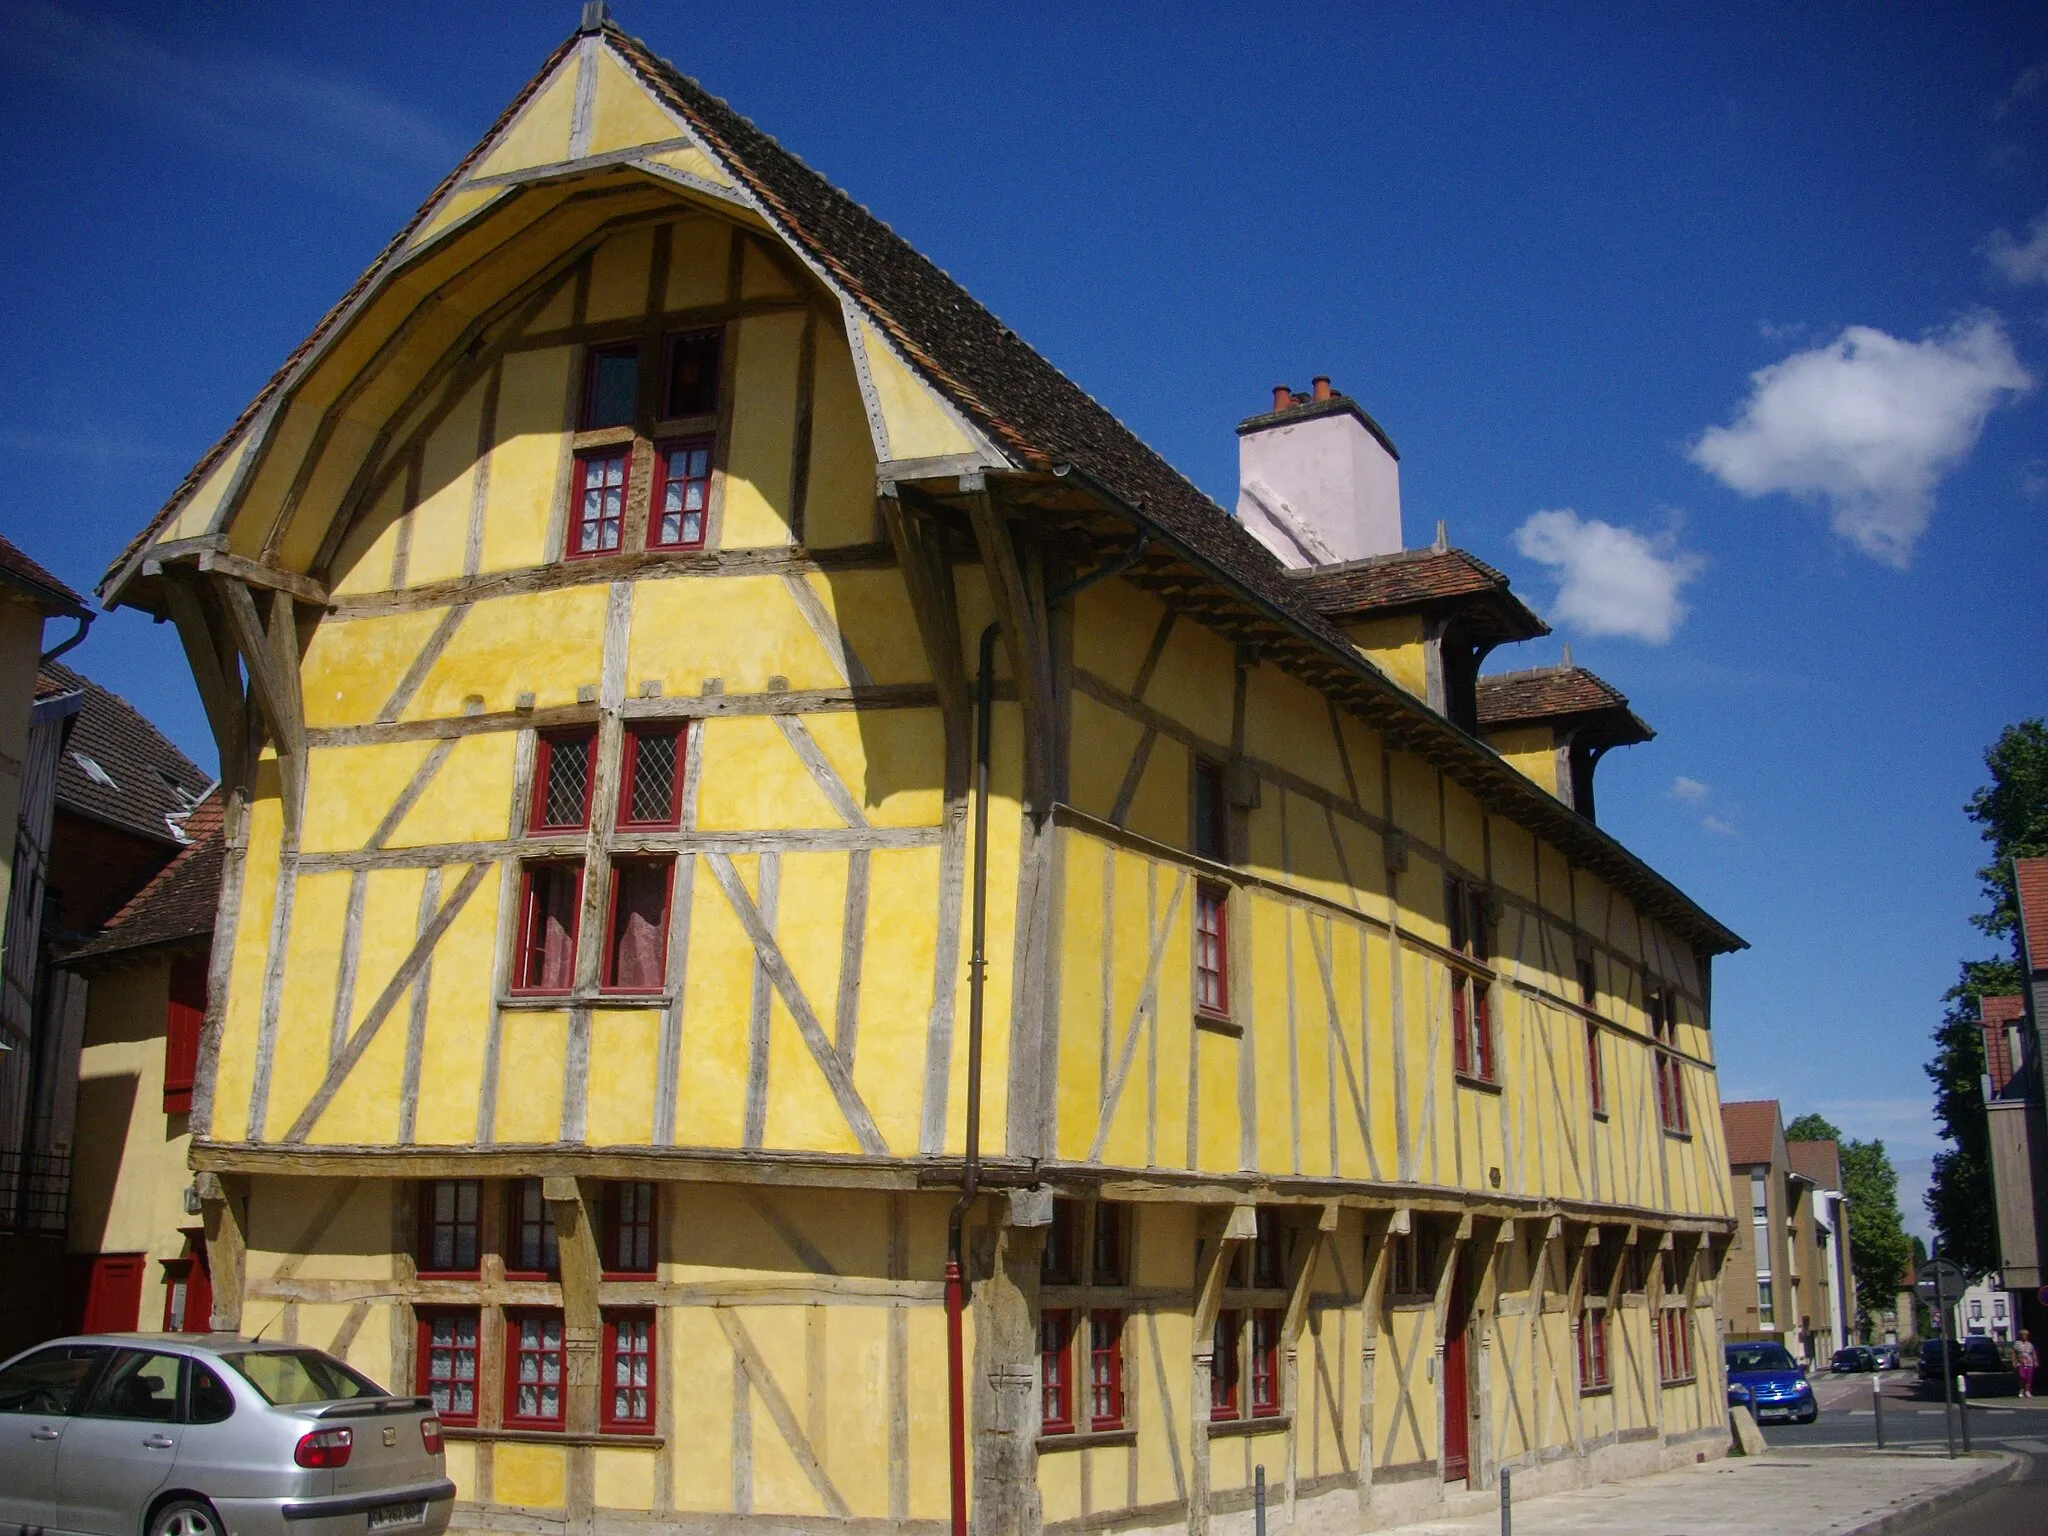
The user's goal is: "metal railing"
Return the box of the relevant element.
[0,1150,71,1235]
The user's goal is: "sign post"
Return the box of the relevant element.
[1917,1255,1967,1459]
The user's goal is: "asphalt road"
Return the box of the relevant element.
[1755,1369,2048,1532]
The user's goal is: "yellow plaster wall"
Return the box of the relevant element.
[722,311,804,546]
[1342,615,1428,699]
[1485,725,1563,800]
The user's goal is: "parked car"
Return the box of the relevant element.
[1918,1335,2011,1383]
[1830,1346,1878,1373]
[1872,1344,1901,1370]
[0,1334,454,1536]
[1725,1341,1818,1423]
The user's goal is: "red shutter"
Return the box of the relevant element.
[82,1253,146,1332]
[163,957,207,1113]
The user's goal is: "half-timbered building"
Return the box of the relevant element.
[100,10,1744,1535]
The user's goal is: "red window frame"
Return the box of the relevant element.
[504,1309,568,1428]
[417,1180,481,1276]
[1195,883,1229,1018]
[618,724,685,829]
[1656,1306,1694,1382]
[531,729,598,834]
[505,1179,559,1279]
[1040,1309,1075,1434]
[417,1307,482,1425]
[1211,1310,1242,1420]
[163,955,206,1113]
[601,1308,657,1433]
[605,1181,657,1277]
[663,329,722,419]
[1193,757,1227,860]
[513,861,583,995]
[1090,1202,1126,1287]
[1586,1021,1606,1116]
[648,437,714,551]
[1088,1311,1125,1430]
[1386,1228,1432,1298]
[1650,992,1689,1133]
[601,857,674,993]
[568,447,631,559]
[1250,1309,1282,1417]
[1576,1307,1610,1390]
[582,342,640,431]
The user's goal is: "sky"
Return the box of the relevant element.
[3,1,2045,1239]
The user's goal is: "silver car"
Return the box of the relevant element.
[0,1334,454,1536]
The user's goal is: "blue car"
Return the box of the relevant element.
[1726,1341,1817,1424]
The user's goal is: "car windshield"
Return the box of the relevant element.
[221,1349,385,1405]
[1727,1343,1797,1371]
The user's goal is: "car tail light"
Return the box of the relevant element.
[420,1417,443,1455]
[295,1427,353,1468]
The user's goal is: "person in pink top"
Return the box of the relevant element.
[2016,1331,2038,1398]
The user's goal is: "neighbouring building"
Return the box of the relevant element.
[1786,1138,1855,1358]
[1957,1272,2012,1344]
[94,10,1746,1535]
[1983,856,2048,1345]
[0,536,93,1350]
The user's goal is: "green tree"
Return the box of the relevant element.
[1924,718,2048,1269]
[1786,1114,1913,1334]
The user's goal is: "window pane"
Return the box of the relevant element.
[0,1345,105,1415]
[611,1181,656,1272]
[513,1314,565,1423]
[653,438,714,548]
[624,729,680,825]
[608,1313,654,1426]
[585,346,639,430]
[81,1350,179,1421]
[224,1349,381,1406]
[537,732,594,831]
[1193,761,1225,859]
[574,451,628,555]
[520,865,581,992]
[423,1312,479,1419]
[1195,887,1227,1014]
[426,1179,480,1270]
[665,332,722,418]
[514,1180,559,1273]
[605,861,671,990]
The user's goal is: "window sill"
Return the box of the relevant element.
[1659,1376,1699,1388]
[1578,1384,1612,1398]
[500,992,676,1012]
[1591,1109,1610,1122]
[444,1426,663,1448]
[1195,1013,1243,1038]
[1037,1426,1137,1452]
[1209,1413,1289,1438]
[1454,1072,1503,1095]
[1662,1126,1693,1141]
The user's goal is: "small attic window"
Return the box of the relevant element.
[156,770,198,808]
[664,331,722,419]
[71,751,116,789]
[582,343,639,431]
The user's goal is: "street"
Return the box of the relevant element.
[1757,1369,2048,1532]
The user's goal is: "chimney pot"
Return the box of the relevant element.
[1312,376,1332,402]
[1272,385,1292,412]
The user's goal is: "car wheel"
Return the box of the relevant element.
[150,1499,222,1536]
[1794,1407,1818,1425]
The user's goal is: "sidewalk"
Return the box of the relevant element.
[1387,1447,2018,1535]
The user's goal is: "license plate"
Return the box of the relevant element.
[368,1503,427,1530]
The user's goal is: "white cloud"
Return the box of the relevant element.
[1690,317,2034,568]
[1670,776,1711,803]
[1700,815,1737,837]
[1986,208,2048,286]
[16,4,463,197]
[1511,509,1703,645]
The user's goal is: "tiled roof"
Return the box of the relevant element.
[40,661,211,846]
[1722,1099,1782,1166]
[97,19,1745,959]
[0,535,87,616]
[1477,664,1629,723]
[1787,1138,1841,1189]
[64,792,222,964]
[1287,546,1547,631]
[2018,857,2048,975]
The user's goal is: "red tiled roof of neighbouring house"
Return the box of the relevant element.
[1476,664,1654,740]
[64,792,223,964]
[40,661,212,846]
[1722,1099,1782,1166]
[2018,858,2048,975]
[1983,994,2026,1096]
[0,535,88,617]
[1787,1138,1842,1189]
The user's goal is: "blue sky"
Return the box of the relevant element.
[4,2,2044,1235]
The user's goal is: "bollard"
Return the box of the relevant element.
[1254,1465,1266,1536]
[1872,1376,1884,1449]
[1957,1376,1972,1453]
[1500,1465,1512,1536]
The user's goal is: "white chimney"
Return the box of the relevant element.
[1235,378,1402,568]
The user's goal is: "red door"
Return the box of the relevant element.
[81,1253,146,1332]
[1442,1267,1471,1482]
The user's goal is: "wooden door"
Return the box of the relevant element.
[1442,1267,1471,1482]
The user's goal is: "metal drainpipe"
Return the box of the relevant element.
[943,533,1148,1536]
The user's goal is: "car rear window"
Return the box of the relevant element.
[222,1349,384,1405]
[1726,1343,1796,1371]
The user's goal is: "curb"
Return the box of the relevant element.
[1835,1451,2024,1536]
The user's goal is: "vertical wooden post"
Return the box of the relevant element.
[1191,1205,1255,1536]
[197,1171,248,1332]
[1357,1209,1394,1515]
[548,1176,603,1535]
[1282,1206,1337,1529]
[971,1193,1049,1536]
